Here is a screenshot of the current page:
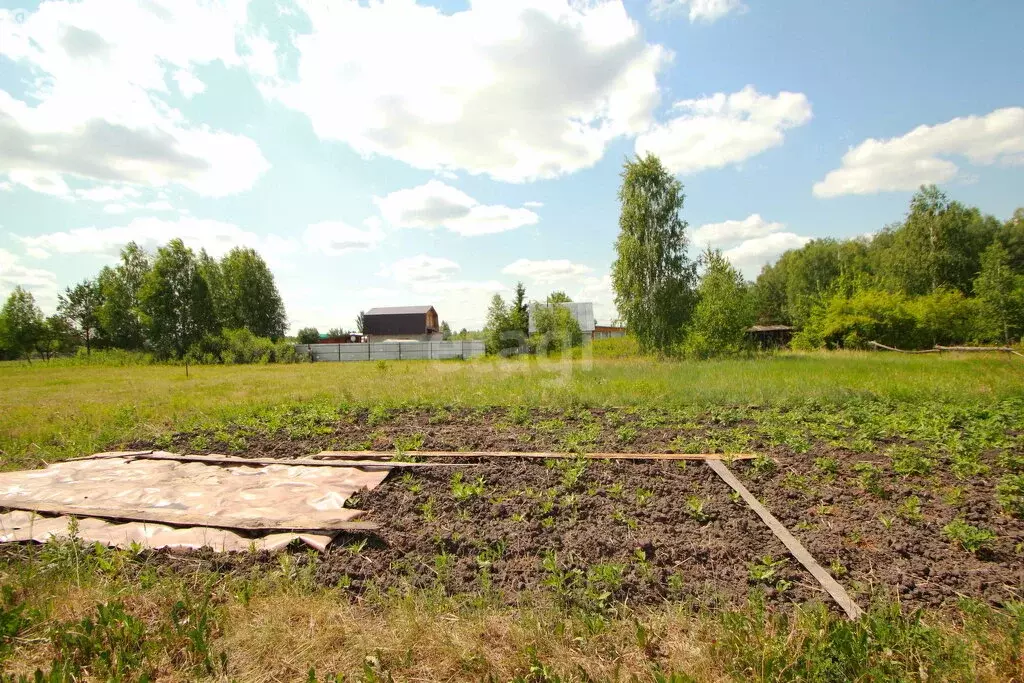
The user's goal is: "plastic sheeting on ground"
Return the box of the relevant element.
[0,452,391,552]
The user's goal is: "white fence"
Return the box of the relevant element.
[296,341,486,362]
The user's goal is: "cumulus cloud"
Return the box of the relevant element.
[0,2,268,197]
[723,232,811,278]
[502,258,593,282]
[690,214,809,278]
[374,181,539,236]
[813,107,1024,197]
[15,217,300,267]
[303,221,385,255]
[650,0,746,22]
[0,248,60,311]
[378,255,462,284]
[691,213,786,248]
[636,86,812,174]
[268,1,669,182]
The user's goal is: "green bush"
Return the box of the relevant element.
[996,474,1024,518]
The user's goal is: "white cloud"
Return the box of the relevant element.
[16,216,300,267]
[813,107,1024,197]
[303,221,384,255]
[523,201,544,208]
[723,232,811,278]
[75,185,142,202]
[0,2,269,197]
[268,1,669,182]
[172,69,207,98]
[374,181,539,236]
[0,248,60,312]
[378,255,461,284]
[650,0,746,22]
[691,213,785,248]
[636,86,812,174]
[502,258,593,282]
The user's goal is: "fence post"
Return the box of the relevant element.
[338,344,341,362]
[398,343,402,361]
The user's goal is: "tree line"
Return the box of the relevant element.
[612,154,1024,355]
[483,284,583,355]
[0,239,289,362]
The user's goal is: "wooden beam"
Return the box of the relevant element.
[705,458,863,620]
[313,450,755,461]
[0,498,379,532]
[77,452,465,469]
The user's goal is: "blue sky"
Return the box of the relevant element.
[0,0,1022,331]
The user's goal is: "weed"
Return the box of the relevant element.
[451,472,486,502]
[607,482,624,499]
[684,496,712,523]
[896,495,924,523]
[996,474,1024,518]
[949,451,990,479]
[617,425,638,443]
[829,558,848,577]
[635,487,654,506]
[347,538,368,556]
[393,433,424,455]
[419,496,438,522]
[853,462,887,498]
[729,491,742,505]
[878,515,895,530]
[557,457,588,490]
[367,405,390,427]
[747,556,788,585]
[508,405,530,425]
[942,486,965,506]
[751,454,777,477]
[813,456,839,476]
[942,518,996,554]
[889,445,934,477]
[475,541,507,569]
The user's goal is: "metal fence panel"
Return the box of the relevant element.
[295,341,485,362]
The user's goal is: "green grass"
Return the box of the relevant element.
[1,353,1023,680]
[2,352,1022,469]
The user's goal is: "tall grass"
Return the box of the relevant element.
[1,352,1022,469]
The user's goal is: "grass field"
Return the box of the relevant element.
[1,352,1023,681]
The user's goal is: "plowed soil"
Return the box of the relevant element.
[140,407,1023,611]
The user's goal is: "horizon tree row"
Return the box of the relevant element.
[0,239,288,362]
[611,153,1024,355]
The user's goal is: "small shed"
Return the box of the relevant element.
[746,324,794,349]
[364,306,441,342]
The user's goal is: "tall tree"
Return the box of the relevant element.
[138,239,217,358]
[546,291,572,304]
[509,282,529,337]
[296,327,320,344]
[0,287,44,362]
[440,320,452,340]
[483,294,512,355]
[197,249,226,329]
[97,242,150,349]
[877,185,979,295]
[36,315,76,360]
[684,249,754,357]
[57,279,103,355]
[974,242,1024,344]
[611,153,697,353]
[218,247,287,339]
[355,311,366,334]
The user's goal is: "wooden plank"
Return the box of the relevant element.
[705,458,864,620]
[78,452,465,469]
[0,498,380,532]
[313,450,755,461]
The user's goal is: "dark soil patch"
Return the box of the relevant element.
[129,406,1024,612]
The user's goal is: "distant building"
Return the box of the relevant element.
[364,306,441,342]
[746,324,794,349]
[593,325,627,340]
[528,302,596,340]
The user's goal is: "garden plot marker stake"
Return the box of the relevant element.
[705,458,864,620]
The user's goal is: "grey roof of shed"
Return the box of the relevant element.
[365,306,435,316]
